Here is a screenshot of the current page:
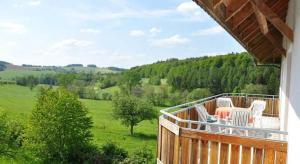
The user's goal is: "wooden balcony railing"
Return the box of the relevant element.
[157,93,287,164]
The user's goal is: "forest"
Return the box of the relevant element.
[130,52,280,95]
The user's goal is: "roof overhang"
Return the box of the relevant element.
[193,0,293,64]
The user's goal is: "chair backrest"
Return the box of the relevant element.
[195,104,209,122]
[230,109,250,127]
[250,100,266,117]
[216,97,234,108]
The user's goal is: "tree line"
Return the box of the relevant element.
[129,52,280,95]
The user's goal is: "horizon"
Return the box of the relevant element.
[0,0,245,69]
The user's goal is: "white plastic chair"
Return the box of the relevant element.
[249,100,266,128]
[195,104,221,132]
[216,97,234,108]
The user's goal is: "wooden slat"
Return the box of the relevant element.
[253,148,263,164]
[168,132,175,164]
[225,0,250,22]
[200,140,209,164]
[231,145,240,164]
[181,137,190,164]
[157,124,162,160]
[161,127,168,163]
[242,146,251,164]
[220,143,229,164]
[264,149,275,164]
[181,129,287,152]
[276,151,287,164]
[173,135,180,164]
[191,139,199,164]
[210,141,219,164]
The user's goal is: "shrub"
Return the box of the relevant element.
[102,92,112,100]
[99,142,128,164]
[25,88,94,163]
[0,110,24,157]
[241,84,268,94]
[121,146,154,164]
[187,88,212,101]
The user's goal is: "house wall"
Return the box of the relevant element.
[281,0,300,163]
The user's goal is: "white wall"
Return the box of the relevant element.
[281,0,300,163]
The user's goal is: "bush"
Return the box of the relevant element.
[0,110,24,157]
[241,84,268,94]
[187,88,212,101]
[25,88,94,163]
[168,92,183,106]
[102,92,112,100]
[149,76,161,85]
[99,142,128,164]
[121,146,154,164]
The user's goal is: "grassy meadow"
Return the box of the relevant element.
[0,84,161,156]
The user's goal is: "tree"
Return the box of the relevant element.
[25,88,93,162]
[121,71,141,95]
[112,94,156,135]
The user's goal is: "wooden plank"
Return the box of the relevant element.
[253,148,263,164]
[181,129,287,152]
[200,140,209,164]
[190,139,199,164]
[173,135,180,164]
[161,127,168,163]
[242,146,251,164]
[157,124,162,160]
[225,0,250,22]
[264,149,275,164]
[276,151,287,164]
[232,3,253,30]
[159,116,180,135]
[181,137,190,164]
[251,1,286,56]
[220,143,229,164]
[230,145,240,164]
[210,142,219,164]
[168,132,175,164]
[252,0,293,42]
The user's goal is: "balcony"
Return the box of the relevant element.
[157,93,287,164]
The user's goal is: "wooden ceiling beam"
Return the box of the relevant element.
[225,0,250,22]
[232,4,254,30]
[252,2,286,56]
[251,0,294,42]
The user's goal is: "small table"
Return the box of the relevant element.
[215,107,232,119]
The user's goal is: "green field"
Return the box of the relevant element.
[0,85,161,158]
[0,70,55,80]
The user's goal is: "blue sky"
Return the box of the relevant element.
[0,0,245,68]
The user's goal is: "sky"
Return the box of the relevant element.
[0,0,245,68]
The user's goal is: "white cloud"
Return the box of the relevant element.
[194,26,225,36]
[151,35,189,47]
[51,39,92,50]
[130,30,146,37]
[28,0,41,6]
[80,28,101,34]
[149,27,161,36]
[13,0,41,8]
[0,22,26,33]
[177,2,199,13]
